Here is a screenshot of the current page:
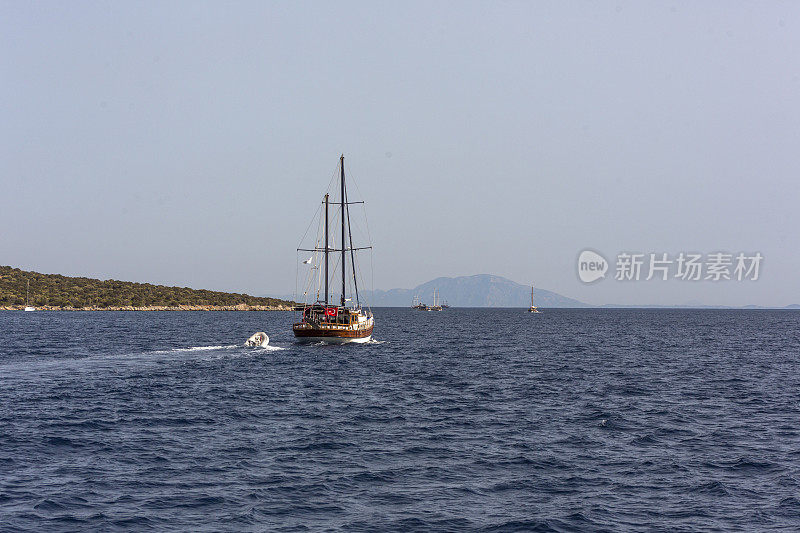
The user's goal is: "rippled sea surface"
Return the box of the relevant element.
[1,308,800,531]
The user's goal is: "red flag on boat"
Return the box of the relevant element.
[325,307,338,317]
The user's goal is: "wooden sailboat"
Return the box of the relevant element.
[24,280,36,312]
[528,285,542,313]
[293,155,374,343]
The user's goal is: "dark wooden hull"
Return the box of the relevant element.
[293,324,374,343]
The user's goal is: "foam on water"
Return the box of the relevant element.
[256,344,286,351]
[172,344,239,352]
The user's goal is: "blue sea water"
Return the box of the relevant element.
[1,308,799,532]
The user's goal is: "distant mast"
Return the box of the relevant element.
[528,284,542,313]
[24,279,36,311]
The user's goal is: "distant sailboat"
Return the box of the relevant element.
[428,288,443,311]
[24,280,36,312]
[413,289,447,311]
[528,285,542,313]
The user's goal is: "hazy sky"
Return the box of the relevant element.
[2,1,798,306]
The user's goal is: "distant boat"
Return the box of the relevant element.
[24,280,36,312]
[428,288,443,311]
[292,155,374,343]
[528,285,542,313]
[412,289,446,310]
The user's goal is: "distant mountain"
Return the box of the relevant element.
[367,274,587,308]
[280,273,794,309]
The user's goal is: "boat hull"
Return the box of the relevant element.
[293,334,372,344]
[293,324,374,344]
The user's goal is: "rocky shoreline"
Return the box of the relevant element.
[2,304,294,312]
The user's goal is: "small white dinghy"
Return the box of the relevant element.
[245,332,269,347]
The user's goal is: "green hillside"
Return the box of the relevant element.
[0,266,293,309]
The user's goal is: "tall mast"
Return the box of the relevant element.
[340,154,346,307]
[26,280,29,306]
[324,194,329,305]
[345,179,360,306]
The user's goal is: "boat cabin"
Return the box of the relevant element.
[301,304,363,326]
